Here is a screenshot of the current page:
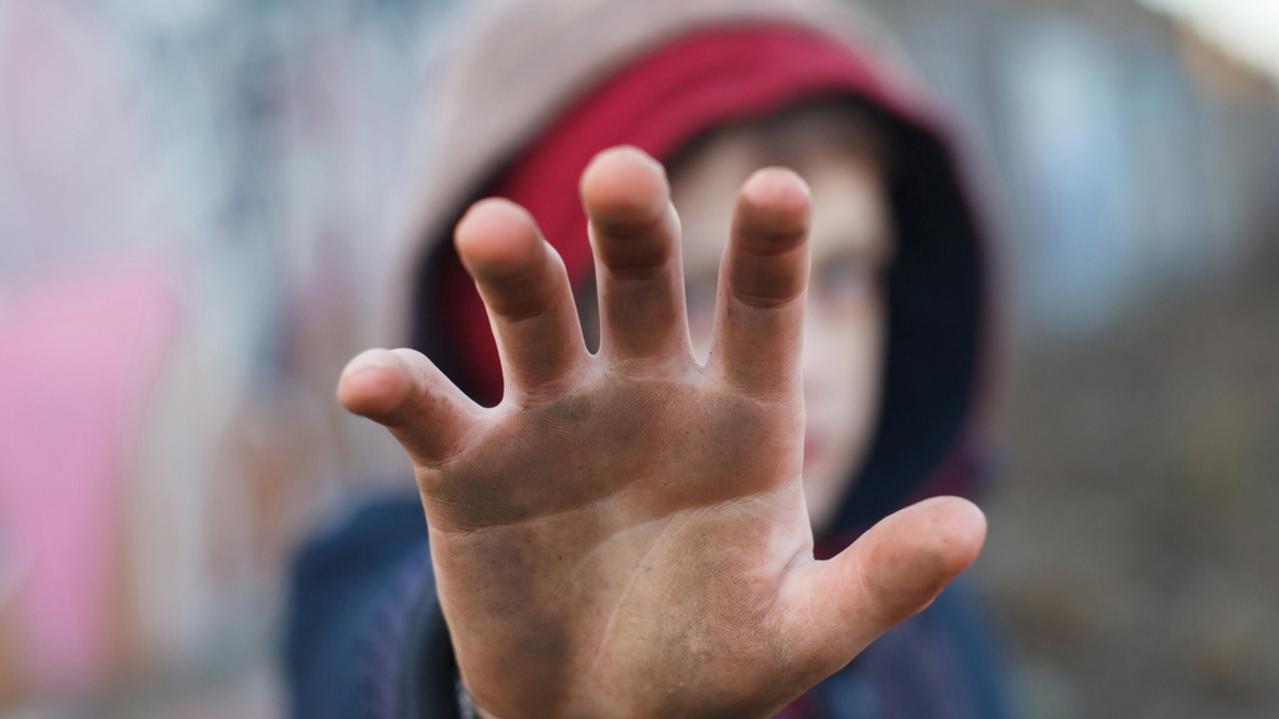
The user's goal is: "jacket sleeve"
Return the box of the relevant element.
[283,494,463,719]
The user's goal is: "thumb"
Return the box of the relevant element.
[782,496,987,675]
[337,347,481,466]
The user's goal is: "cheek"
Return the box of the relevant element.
[799,299,885,529]
[802,298,885,452]
[685,281,716,361]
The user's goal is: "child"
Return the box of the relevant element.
[287,1,1007,716]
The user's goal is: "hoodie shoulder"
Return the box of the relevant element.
[283,493,461,719]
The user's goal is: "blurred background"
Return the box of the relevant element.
[0,0,1275,717]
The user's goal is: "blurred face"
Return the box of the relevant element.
[669,118,894,532]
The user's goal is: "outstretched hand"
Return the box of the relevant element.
[337,147,985,718]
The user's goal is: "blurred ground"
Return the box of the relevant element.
[981,242,1279,718]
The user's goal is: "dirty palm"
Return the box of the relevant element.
[337,147,985,717]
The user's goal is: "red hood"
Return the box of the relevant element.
[412,22,996,536]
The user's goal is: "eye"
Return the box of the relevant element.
[685,277,716,323]
[813,255,876,303]
[685,277,716,337]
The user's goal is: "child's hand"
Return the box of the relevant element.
[337,147,986,718]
